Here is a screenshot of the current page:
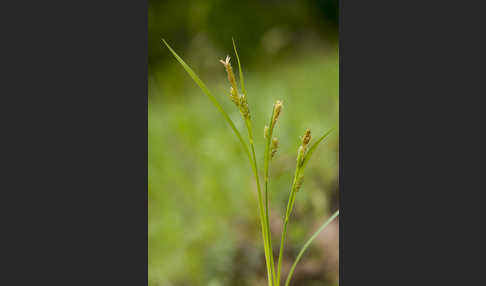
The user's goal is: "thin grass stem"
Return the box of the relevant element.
[276,130,333,286]
[245,118,275,286]
[234,39,276,286]
[263,107,277,284]
[276,163,301,286]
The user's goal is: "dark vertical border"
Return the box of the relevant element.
[340,0,400,283]
[2,0,147,284]
[339,0,483,284]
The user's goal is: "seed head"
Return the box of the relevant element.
[220,55,238,94]
[271,137,279,159]
[239,94,250,119]
[302,128,311,147]
[297,129,312,167]
[229,87,240,106]
[271,100,283,128]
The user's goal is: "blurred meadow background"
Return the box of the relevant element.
[149,1,339,285]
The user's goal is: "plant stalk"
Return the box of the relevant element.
[276,162,302,286]
[244,118,275,286]
[234,38,276,286]
[263,107,278,284]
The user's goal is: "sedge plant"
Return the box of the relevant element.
[163,39,339,286]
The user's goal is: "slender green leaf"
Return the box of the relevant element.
[162,39,250,160]
[284,210,340,286]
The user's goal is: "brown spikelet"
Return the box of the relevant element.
[297,129,312,167]
[302,128,311,146]
[271,137,279,159]
[220,56,240,107]
[239,94,250,119]
[229,87,239,106]
[271,100,283,128]
[220,56,238,91]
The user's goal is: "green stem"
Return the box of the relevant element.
[234,39,275,286]
[276,164,301,286]
[244,119,274,286]
[276,128,334,285]
[284,210,340,286]
[263,108,277,284]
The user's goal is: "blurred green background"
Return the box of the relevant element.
[149,1,339,285]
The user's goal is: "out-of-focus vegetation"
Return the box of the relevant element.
[149,1,339,285]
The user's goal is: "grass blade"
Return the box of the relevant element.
[162,39,250,160]
[233,38,276,285]
[284,210,340,286]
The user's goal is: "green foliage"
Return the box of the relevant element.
[149,41,339,285]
